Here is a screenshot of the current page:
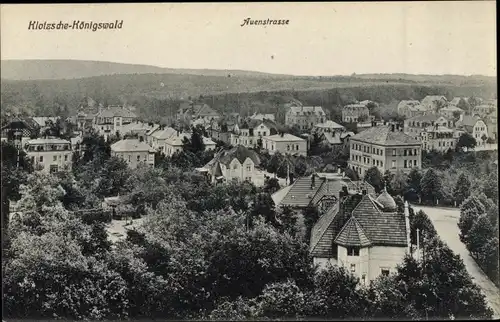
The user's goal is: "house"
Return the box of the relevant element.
[421,95,448,110]
[321,131,354,147]
[144,124,161,145]
[93,105,138,140]
[149,127,177,152]
[110,139,155,169]
[200,145,261,184]
[262,133,307,156]
[1,117,40,149]
[313,120,345,134]
[420,125,456,152]
[120,121,157,141]
[249,112,275,122]
[31,117,60,134]
[285,102,326,130]
[309,186,410,284]
[230,119,279,148]
[449,97,469,108]
[342,104,371,123]
[404,114,454,141]
[163,132,216,157]
[397,100,427,118]
[25,138,72,173]
[358,100,378,108]
[349,124,422,177]
[485,110,497,142]
[456,115,489,144]
[439,106,464,120]
[272,173,375,210]
[177,101,220,124]
[472,105,494,118]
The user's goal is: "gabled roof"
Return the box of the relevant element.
[111,139,153,152]
[151,127,177,140]
[264,133,305,142]
[351,126,421,146]
[96,106,137,119]
[315,120,345,130]
[421,95,447,105]
[460,115,482,127]
[194,104,220,117]
[334,216,371,247]
[278,175,326,207]
[440,106,464,112]
[287,106,325,116]
[398,100,420,109]
[146,124,161,136]
[322,132,342,145]
[218,145,260,166]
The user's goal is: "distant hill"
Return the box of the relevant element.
[0,59,293,81]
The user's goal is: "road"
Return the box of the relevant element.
[413,205,500,318]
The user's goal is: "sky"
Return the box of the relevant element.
[0,2,497,77]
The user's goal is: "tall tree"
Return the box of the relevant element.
[453,173,472,206]
[364,167,384,193]
[420,168,443,204]
[456,133,476,151]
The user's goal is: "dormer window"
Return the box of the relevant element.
[347,246,360,256]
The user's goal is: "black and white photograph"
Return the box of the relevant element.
[1,2,498,321]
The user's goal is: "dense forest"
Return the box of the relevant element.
[1,71,497,124]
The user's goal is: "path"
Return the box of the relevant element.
[413,205,500,318]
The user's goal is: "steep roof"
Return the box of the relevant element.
[315,120,345,130]
[151,127,177,140]
[334,216,371,247]
[194,104,220,117]
[422,95,447,105]
[322,132,342,145]
[460,115,482,127]
[111,139,153,152]
[264,133,305,142]
[218,145,260,166]
[351,194,407,246]
[278,176,326,207]
[351,125,421,146]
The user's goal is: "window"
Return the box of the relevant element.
[137,155,141,161]
[50,165,58,173]
[287,145,290,151]
[246,165,251,171]
[403,149,407,156]
[295,144,299,151]
[392,149,396,156]
[404,160,407,168]
[128,155,131,162]
[347,247,360,256]
[392,160,396,168]
[414,160,418,166]
[351,264,356,272]
[53,155,57,161]
[233,163,238,170]
[39,156,44,162]
[64,155,68,161]
[381,269,390,277]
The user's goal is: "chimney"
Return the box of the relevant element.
[404,201,411,254]
[311,174,316,189]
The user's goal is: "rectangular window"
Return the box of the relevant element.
[137,155,141,161]
[414,160,418,166]
[50,165,58,173]
[392,160,396,168]
[39,156,43,162]
[403,149,407,156]
[347,247,360,256]
[381,269,390,277]
[404,160,407,168]
[392,149,396,156]
[53,155,57,161]
[351,264,356,272]
[64,155,68,161]
[246,165,251,171]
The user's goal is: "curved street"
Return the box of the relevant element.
[413,205,500,319]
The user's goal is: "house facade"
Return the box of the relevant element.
[201,145,261,185]
[349,124,422,177]
[420,125,456,152]
[230,119,278,148]
[456,116,489,144]
[310,187,410,284]
[262,133,307,156]
[313,120,346,134]
[177,101,220,124]
[397,100,427,118]
[439,106,464,120]
[149,127,177,152]
[342,104,370,123]
[25,138,73,173]
[403,114,453,141]
[421,95,448,110]
[164,133,216,157]
[93,105,137,140]
[110,139,155,169]
[285,102,326,130]
[249,113,275,122]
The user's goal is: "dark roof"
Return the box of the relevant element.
[351,195,407,246]
[218,145,260,166]
[351,125,421,146]
[334,216,371,247]
[279,175,326,207]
